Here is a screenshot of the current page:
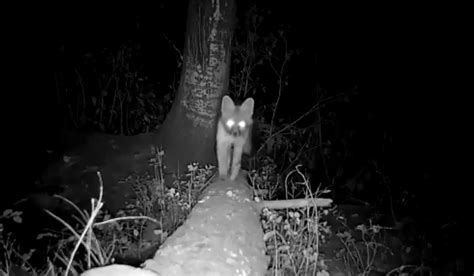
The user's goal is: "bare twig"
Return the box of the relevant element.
[94,216,158,227]
[65,171,105,275]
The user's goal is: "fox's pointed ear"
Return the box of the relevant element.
[241,97,254,116]
[221,95,235,114]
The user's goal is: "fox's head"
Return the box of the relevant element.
[219,95,254,137]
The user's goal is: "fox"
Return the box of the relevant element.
[216,95,254,181]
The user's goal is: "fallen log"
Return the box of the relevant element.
[81,171,333,276]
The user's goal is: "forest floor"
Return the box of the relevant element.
[2,130,466,275]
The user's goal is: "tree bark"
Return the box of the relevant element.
[157,0,236,175]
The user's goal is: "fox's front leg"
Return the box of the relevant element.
[229,143,243,181]
[217,141,231,179]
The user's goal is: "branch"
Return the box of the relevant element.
[257,198,333,210]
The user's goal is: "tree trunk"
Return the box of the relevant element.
[43,0,236,211]
[157,0,236,175]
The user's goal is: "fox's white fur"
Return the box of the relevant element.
[216,95,254,181]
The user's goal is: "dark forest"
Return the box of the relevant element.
[1,1,468,275]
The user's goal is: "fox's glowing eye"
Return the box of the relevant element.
[238,121,246,128]
[226,119,235,128]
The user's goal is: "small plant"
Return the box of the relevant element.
[40,171,159,275]
[0,233,36,275]
[41,149,215,274]
[335,218,392,275]
[259,165,332,276]
[55,41,177,135]
[0,210,35,275]
[249,155,279,199]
